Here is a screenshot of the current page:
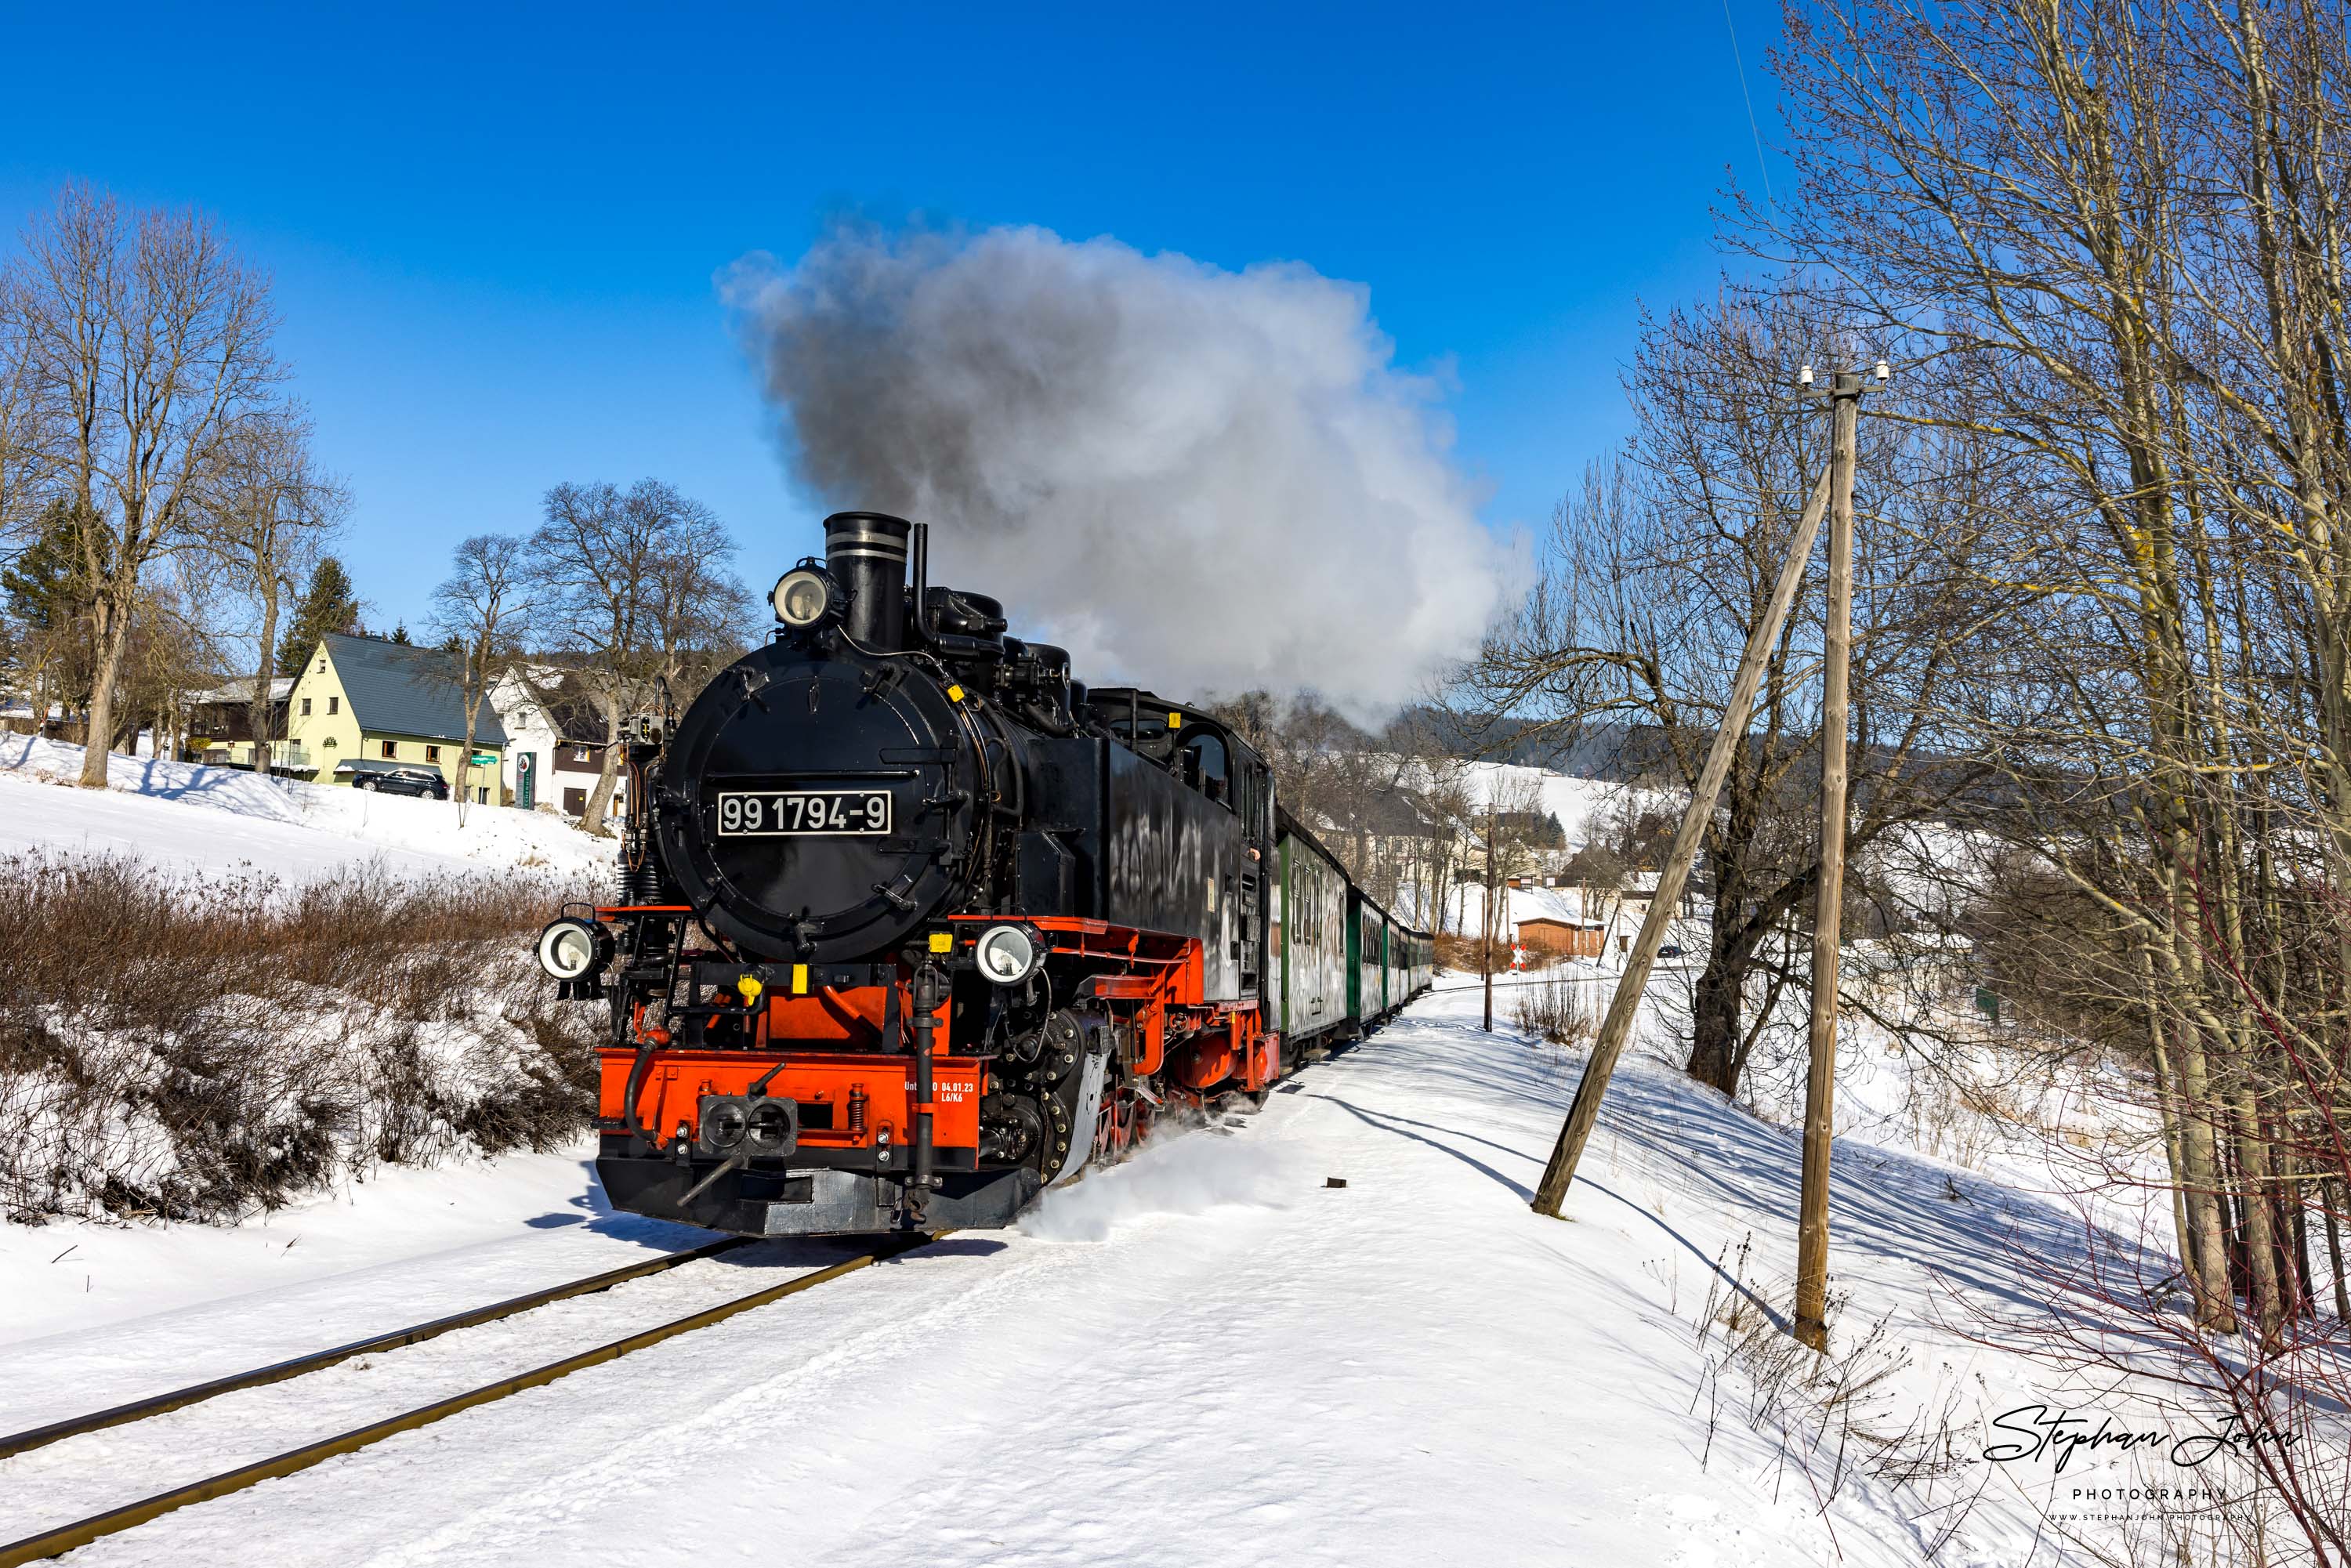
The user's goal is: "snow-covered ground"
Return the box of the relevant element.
[0,1148,701,1350]
[0,980,2251,1567]
[0,736,614,883]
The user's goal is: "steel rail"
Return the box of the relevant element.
[0,1232,942,1567]
[0,1234,751,1463]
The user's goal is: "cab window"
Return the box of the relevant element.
[1183,732,1231,808]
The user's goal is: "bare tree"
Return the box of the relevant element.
[9,184,281,786]
[644,498,753,715]
[1722,0,2351,1544]
[116,577,219,760]
[430,534,531,827]
[528,479,732,834]
[1465,773,1548,1027]
[1469,285,1991,1100]
[0,270,50,565]
[201,407,345,775]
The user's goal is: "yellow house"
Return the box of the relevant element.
[284,632,509,803]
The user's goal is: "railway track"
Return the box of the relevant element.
[0,1230,943,1566]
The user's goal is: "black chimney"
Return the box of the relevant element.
[822,512,913,650]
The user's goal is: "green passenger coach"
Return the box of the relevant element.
[1273,807,1431,1052]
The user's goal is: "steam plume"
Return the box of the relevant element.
[724,224,1509,719]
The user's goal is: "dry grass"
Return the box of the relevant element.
[1511,969,1599,1049]
[1434,932,1512,973]
[1686,1236,1982,1555]
[0,849,604,1224]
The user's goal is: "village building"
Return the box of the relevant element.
[282,632,509,801]
[183,675,296,772]
[1502,882,1610,959]
[489,667,628,819]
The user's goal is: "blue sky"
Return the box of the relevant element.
[0,2,1791,633]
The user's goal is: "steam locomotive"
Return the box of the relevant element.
[535,511,1432,1237]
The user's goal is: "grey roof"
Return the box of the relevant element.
[321,633,509,747]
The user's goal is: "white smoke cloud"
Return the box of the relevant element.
[723,224,1511,720]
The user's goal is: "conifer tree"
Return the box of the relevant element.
[275,556,360,674]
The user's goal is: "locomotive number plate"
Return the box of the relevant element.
[717,789,892,836]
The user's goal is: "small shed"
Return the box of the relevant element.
[1516,916,1606,958]
[1506,884,1608,958]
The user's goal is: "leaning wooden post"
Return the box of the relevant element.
[1791,372,1860,1349]
[1531,464,1835,1217]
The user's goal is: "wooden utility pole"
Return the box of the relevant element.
[1482,795,1499,1033]
[1792,373,1861,1350]
[1531,464,1834,1217]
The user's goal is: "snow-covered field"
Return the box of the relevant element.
[0,979,2241,1567]
[0,736,614,883]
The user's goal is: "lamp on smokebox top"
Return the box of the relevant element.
[535,917,613,981]
[975,923,1042,985]
[771,563,841,629]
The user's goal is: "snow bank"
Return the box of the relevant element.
[0,736,614,883]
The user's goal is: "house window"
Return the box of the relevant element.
[426,745,441,763]
[381,741,397,759]
[301,697,312,716]
[328,696,339,715]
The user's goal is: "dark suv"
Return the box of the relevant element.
[356,767,449,799]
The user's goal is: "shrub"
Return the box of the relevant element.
[0,850,603,1223]
[1511,969,1598,1049]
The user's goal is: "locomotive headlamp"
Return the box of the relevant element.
[535,917,612,981]
[771,567,838,629]
[975,922,1042,986]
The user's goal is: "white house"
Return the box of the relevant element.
[489,668,626,819]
